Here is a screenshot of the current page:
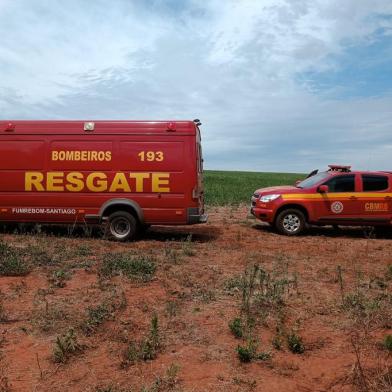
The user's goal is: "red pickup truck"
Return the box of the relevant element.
[251,165,392,235]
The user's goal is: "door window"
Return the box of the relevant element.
[362,175,388,191]
[324,175,355,192]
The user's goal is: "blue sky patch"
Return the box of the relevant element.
[299,29,392,98]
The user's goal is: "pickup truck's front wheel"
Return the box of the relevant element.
[275,209,306,236]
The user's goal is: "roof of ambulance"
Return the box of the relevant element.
[0,120,198,135]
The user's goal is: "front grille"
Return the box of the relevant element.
[251,201,256,207]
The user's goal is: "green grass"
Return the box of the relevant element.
[99,253,156,282]
[0,240,30,276]
[204,170,305,205]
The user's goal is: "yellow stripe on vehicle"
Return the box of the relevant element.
[282,193,392,200]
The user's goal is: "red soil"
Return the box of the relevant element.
[0,206,391,391]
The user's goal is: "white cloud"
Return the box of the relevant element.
[0,0,163,100]
[0,0,392,172]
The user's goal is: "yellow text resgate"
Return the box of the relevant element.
[25,171,170,193]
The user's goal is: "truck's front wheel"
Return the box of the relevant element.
[107,211,137,241]
[275,209,306,236]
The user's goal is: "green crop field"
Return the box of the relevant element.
[204,170,305,205]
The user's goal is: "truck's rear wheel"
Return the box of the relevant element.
[107,211,137,241]
[275,209,306,236]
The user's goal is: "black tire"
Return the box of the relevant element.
[106,211,138,241]
[275,209,306,236]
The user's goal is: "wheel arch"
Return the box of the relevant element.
[274,203,309,224]
[99,198,144,225]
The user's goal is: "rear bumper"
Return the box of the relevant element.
[187,207,208,224]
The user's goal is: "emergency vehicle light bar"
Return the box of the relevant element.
[328,164,351,172]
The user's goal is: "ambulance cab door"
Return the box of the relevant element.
[359,174,391,224]
[317,174,359,222]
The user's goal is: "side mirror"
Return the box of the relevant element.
[318,185,329,193]
[295,180,301,186]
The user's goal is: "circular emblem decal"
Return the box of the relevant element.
[331,201,344,214]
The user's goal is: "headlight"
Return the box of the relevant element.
[259,194,281,203]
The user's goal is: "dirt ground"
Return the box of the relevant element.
[0,206,391,392]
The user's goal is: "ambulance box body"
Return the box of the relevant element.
[0,120,206,240]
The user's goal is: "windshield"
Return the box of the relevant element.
[297,172,330,189]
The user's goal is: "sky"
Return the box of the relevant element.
[0,0,392,172]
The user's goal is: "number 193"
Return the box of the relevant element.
[138,151,164,162]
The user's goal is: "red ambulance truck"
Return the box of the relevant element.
[0,119,206,240]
